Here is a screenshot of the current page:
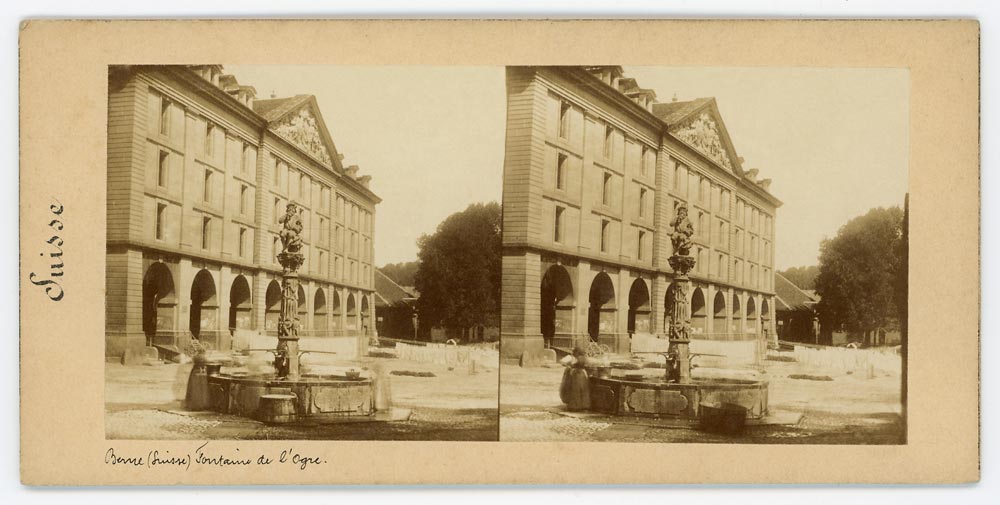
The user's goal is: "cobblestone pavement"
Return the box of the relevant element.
[105,354,498,441]
[499,357,904,444]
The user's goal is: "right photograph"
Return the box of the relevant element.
[499,66,908,444]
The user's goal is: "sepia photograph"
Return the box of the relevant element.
[104,65,504,440]
[498,65,909,444]
[17,18,980,486]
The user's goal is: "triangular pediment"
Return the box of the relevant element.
[257,96,341,169]
[667,101,741,174]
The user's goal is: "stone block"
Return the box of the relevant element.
[519,348,557,368]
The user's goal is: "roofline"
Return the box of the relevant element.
[549,66,665,133]
[375,268,418,300]
[551,66,782,207]
[150,65,380,204]
[775,272,818,302]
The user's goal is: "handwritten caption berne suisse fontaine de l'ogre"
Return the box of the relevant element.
[106,442,326,471]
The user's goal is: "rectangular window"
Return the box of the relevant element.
[556,153,567,190]
[638,188,647,218]
[602,172,612,206]
[559,101,571,138]
[673,163,681,190]
[159,98,170,135]
[155,203,166,240]
[273,160,282,186]
[600,219,610,253]
[640,146,648,175]
[638,230,646,260]
[274,198,282,224]
[319,251,326,275]
[240,185,248,215]
[157,151,169,188]
[238,227,247,258]
[241,144,250,173]
[301,176,310,200]
[603,124,613,158]
[201,216,211,250]
[554,206,564,243]
[203,170,212,203]
[273,236,280,263]
[320,217,328,244]
[205,123,214,157]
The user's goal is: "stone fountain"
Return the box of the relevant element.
[581,204,769,429]
[188,203,380,424]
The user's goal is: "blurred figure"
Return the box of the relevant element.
[559,346,591,411]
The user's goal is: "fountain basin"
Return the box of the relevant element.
[588,375,768,420]
[207,372,375,422]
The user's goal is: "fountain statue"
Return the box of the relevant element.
[571,202,769,428]
[276,202,305,380]
[666,203,696,384]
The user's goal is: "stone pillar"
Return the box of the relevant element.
[500,249,543,360]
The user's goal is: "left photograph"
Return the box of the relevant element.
[104,65,503,440]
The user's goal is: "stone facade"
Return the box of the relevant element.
[501,66,781,360]
[107,65,379,361]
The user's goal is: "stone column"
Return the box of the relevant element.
[500,249,543,360]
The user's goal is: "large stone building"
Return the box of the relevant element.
[107,65,379,361]
[501,66,781,360]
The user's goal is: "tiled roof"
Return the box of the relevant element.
[374,269,417,308]
[774,272,819,312]
[651,97,714,125]
[252,95,313,122]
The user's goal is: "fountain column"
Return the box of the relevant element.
[276,203,305,380]
[665,204,696,384]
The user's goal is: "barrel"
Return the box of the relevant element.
[257,394,297,424]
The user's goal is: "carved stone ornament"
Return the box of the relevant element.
[672,111,734,171]
[272,106,333,165]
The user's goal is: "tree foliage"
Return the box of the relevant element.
[815,206,905,336]
[380,261,420,287]
[779,265,820,290]
[413,202,502,335]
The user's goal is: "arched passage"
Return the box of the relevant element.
[228,275,252,334]
[627,278,651,335]
[587,272,616,339]
[713,291,727,338]
[761,298,771,340]
[189,269,217,338]
[264,280,281,331]
[297,284,307,330]
[360,295,371,335]
[746,296,758,336]
[540,265,574,348]
[142,263,176,346]
[346,293,357,332]
[690,287,706,335]
[313,288,328,334]
[731,293,743,335]
[331,290,342,333]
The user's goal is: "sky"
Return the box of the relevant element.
[226,66,908,270]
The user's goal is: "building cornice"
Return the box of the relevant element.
[138,65,381,205]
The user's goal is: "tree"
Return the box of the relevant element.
[413,202,502,340]
[815,206,904,345]
[380,261,420,287]
[779,265,820,290]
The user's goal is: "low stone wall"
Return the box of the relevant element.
[792,344,902,375]
[394,342,500,371]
